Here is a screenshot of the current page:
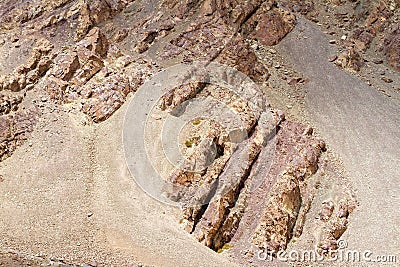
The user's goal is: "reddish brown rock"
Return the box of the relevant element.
[217,35,269,82]
[81,74,131,122]
[383,28,400,71]
[0,93,23,115]
[162,13,269,82]
[253,127,325,252]
[46,27,108,102]
[0,108,39,161]
[76,27,109,58]
[350,0,393,51]
[47,27,156,122]
[75,0,135,40]
[317,198,356,253]
[243,3,296,46]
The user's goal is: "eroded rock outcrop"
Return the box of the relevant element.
[0,108,39,161]
[242,1,296,46]
[253,128,325,252]
[317,198,356,253]
[383,27,400,71]
[350,0,392,52]
[46,27,156,122]
[159,78,331,253]
[75,0,136,40]
[0,38,54,92]
[0,93,23,116]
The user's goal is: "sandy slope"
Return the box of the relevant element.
[278,17,400,259]
[0,87,237,266]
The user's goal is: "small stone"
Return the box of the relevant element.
[381,77,393,83]
[318,200,334,221]
[328,55,338,62]
[0,175,4,182]
[268,48,276,54]
[87,212,93,217]
[329,39,336,44]
[286,105,293,109]
[288,77,302,85]
[372,58,383,64]
[341,35,347,40]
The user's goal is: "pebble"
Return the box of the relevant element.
[329,39,336,44]
[341,35,347,40]
[372,58,383,64]
[328,55,338,62]
[251,43,259,50]
[286,105,293,109]
[381,77,393,83]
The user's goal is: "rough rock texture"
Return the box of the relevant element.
[0,0,359,265]
[252,123,326,252]
[0,108,39,161]
[46,27,109,102]
[0,38,54,92]
[192,111,282,249]
[350,0,392,51]
[279,0,314,15]
[317,198,356,253]
[160,0,296,82]
[242,1,296,46]
[0,93,23,116]
[161,80,332,253]
[161,13,270,82]
[383,27,400,71]
[75,0,136,40]
[334,47,365,72]
[46,27,155,122]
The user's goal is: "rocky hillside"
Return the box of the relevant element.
[0,0,398,266]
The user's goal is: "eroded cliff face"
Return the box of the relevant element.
[0,0,358,266]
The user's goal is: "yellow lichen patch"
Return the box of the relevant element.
[217,243,234,253]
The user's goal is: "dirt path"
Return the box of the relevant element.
[277,17,400,257]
